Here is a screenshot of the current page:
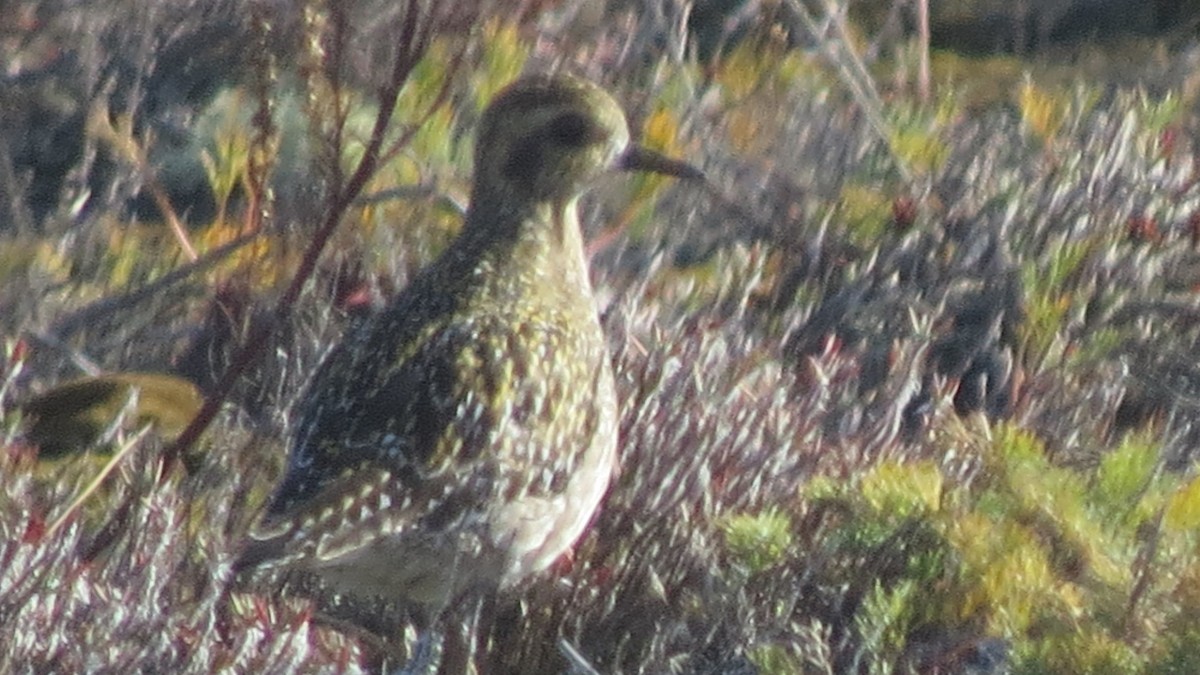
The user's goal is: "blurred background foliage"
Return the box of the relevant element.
[2,0,1200,673]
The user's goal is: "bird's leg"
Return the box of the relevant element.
[437,588,498,675]
[472,591,497,675]
[438,593,478,675]
[388,620,444,675]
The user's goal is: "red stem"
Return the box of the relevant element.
[162,2,437,474]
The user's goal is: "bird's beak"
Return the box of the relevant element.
[617,145,705,181]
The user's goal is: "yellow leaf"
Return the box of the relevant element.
[1165,474,1200,533]
[716,39,770,100]
[1018,79,1066,140]
[889,127,949,174]
[642,108,682,156]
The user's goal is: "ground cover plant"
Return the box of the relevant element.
[2,1,1200,673]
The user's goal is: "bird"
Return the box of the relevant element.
[234,74,702,668]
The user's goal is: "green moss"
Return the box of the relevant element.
[719,509,793,574]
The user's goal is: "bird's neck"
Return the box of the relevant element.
[454,193,594,303]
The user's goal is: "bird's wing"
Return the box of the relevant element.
[266,310,495,514]
[239,303,559,559]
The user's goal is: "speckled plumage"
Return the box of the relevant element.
[237,75,699,615]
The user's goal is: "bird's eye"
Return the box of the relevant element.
[547,113,591,146]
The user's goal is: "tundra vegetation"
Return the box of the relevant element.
[2,1,1199,673]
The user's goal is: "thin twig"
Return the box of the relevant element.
[783,0,912,182]
[164,1,464,473]
[85,101,198,261]
[45,424,152,538]
[558,639,602,675]
[49,229,262,339]
[916,0,930,103]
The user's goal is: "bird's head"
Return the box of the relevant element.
[473,75,702,206]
